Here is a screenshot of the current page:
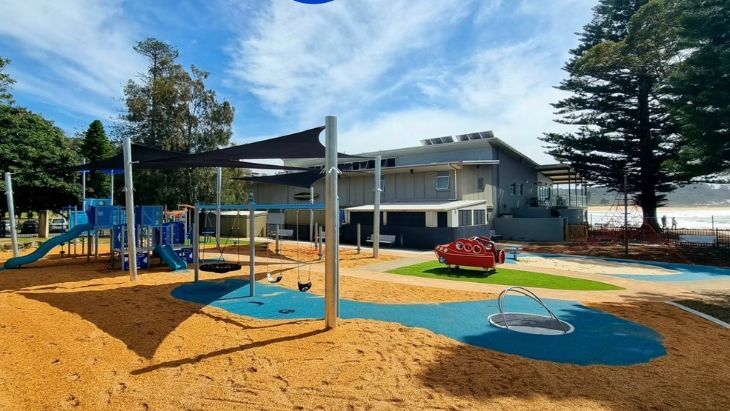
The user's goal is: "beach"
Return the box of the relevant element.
[588,206,730,229]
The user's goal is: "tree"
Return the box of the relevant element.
[79,120,116,198]
[0,57,15,105]
[669,0,730,178]
[0,105,80,212]
[118,38,236,207]
[541,0,686,229]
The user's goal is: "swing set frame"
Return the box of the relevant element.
[192,202,326,297]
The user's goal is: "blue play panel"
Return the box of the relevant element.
[527,252,730,282]
[172,279,665,366]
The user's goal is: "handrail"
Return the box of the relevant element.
[496,286,564,331]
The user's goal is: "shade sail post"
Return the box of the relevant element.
[310,186,314,242]
[325,116,340,329]
[4,172,19,257]
[249,195,256,297]
[81,158,86,204]
[122,137,138,281]
[216,167,222,248]
[373,155,381,258]
[193,204,200,282]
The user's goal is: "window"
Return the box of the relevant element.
[436,171,450,191]
[458,210,472,226]
[379,175,385,191]
[477,177,485,191]
[520,183,524,195]
[473,210,486,225]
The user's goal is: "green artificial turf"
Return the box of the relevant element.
[387,260,623,291]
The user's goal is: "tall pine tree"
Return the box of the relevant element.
[669,0,730,178]
[80,120,116,198]
[541,0,685,228]
[119,38,235,207]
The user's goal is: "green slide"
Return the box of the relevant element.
[3,223,94,269]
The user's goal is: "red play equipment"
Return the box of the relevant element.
[434,236,506,271]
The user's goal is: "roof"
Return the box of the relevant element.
[287,131,540,170]
[537,164,583,184]
[345,200,487,213]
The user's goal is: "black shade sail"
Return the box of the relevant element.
[234,169,324,189]
[151,126,362,164]
[67,144,307,173]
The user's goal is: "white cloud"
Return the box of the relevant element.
[0,0,143,118]
[228,0,596,164]
[228,0,475,119]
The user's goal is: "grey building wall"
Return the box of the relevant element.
[494,217,566,242]
[341,223,491,250]
[494,147,539,217]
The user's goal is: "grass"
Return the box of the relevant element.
[387,260,623,291]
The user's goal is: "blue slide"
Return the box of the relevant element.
[155,244,188,271]
[3,223,94,269]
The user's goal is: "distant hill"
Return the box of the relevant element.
[586,184,730,207]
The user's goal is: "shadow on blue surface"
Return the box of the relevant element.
[172,279,666,366]
[527,252,730,282]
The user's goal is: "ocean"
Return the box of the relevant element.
[587,206,730,229]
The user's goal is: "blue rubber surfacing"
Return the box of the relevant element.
[172,279,665,366]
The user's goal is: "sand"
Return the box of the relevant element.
[1,246,729,409]
[518,255,679,276]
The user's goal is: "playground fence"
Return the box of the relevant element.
[567,224,730,249]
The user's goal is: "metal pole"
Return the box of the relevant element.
[324,116,340,328]
[318,225,323,258]
[110,172,114,205]
[357,223,361,254]
[216,167,222,248]
[193,205,200,282]
[249,195,256,297]
[624,173,629,257]
[4,172,19,257]
[275,224,280,254]
[122,137,138,281]
[310,185,314,243]
[373,155,381,258]
[81,158,86,204]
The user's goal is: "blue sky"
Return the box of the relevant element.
[0,0,597,163]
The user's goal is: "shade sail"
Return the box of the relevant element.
[67,145,180,172]
[233,169,324,189]
[149,126,362,164]
[67,144,307,173]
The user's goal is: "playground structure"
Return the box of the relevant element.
[2,198,190,272]
[191,202,327,295]
[2,116,345,329]
[434,236,506,271]
[488,287,574,335]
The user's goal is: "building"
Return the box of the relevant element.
[250,131,587,248]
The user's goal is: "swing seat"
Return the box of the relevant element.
[297,281,312,292]
[267,272,283,283]
[200,262,241,273]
